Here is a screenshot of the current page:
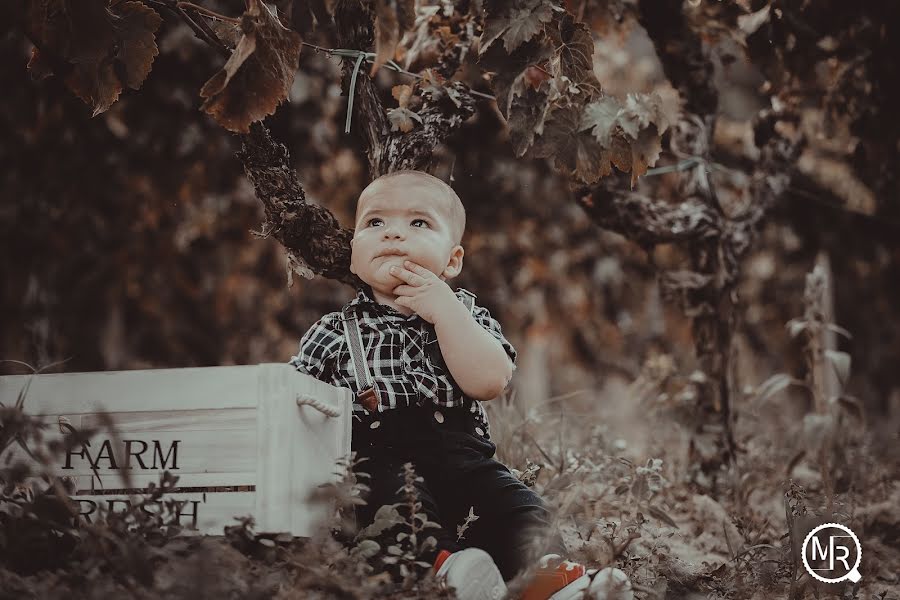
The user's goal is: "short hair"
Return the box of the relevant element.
[358,170,466,244]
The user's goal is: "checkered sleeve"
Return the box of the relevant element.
[471,304,517,369]
[289,312,343,382]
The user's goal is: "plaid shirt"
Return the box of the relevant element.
[289,287,516,436]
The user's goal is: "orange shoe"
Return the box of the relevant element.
[519,554,633,600]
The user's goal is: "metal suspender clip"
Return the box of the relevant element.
[356,387,379,413]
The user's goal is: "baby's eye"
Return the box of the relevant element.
[367,218,384,227]
[411,218,430,228]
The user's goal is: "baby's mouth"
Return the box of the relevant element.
[375,248,406,259]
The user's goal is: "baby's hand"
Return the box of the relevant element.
[390,261,459,325]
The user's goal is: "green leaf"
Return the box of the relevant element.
[752,373,801,403]
[646,504,678,529]
[630,474,648,500]
[786,318,808,338]
[826,323,853,339]
[352,539,381,559]
[356,505,403,539]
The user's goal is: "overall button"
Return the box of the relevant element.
[475,426,485,436]
[369,420,381,429]
[433,410,445,424]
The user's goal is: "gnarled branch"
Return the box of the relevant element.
[576,187,721,246]
[237,124,361,287]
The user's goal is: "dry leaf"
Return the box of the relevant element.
[547,12,601,99]
[371,0,415,76]
[480,0,558,56]
[387,107,422,132]
[200,0,303,133]
[581,92,669,185]
[582,95,622,146]
[630,126,663,186]
[533,102,612,183]
[372,0,400,77]
[507,85,551,156]
[24,0,161,116]
[392,84,414,108]
[113,1,163,89]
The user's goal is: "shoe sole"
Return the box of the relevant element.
[444,548,508,600]
[587,567,634,600]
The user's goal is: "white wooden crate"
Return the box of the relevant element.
[0,364,353,536]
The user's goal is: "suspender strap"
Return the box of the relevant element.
[341,306,373,389]
[341,291,477,413]
[341,306,377,412]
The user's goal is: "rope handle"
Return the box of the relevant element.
[296,394,341,418]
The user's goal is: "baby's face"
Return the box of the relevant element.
[350,178,462,296]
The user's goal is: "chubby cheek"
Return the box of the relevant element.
[414,253,446,275]
[350,237,373,266]
[349,248,362,275]
[359,257,404,287]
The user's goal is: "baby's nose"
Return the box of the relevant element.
[382,226,404,239]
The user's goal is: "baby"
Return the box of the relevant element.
[290,170,629,600]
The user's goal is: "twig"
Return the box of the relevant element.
[0,357,72,376]
[730,543,777,562]
[523,429,555,467]
[177,2,241,24]
[557,408,566,474]
[531,64,552,78]
[539,389,590,405]
[146,0,231,57]
[301,42,497,101]
[179,2,235,54]
[610,530,641,558]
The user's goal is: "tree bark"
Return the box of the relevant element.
[237,123,362,287]
[232,0,479,288]
[572,0,803,485]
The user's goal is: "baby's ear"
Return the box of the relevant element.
[442,245,464,279]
